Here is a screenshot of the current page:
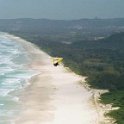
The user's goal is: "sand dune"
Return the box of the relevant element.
[6,34,113,124]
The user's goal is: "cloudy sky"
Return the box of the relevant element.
[0,0,124,19]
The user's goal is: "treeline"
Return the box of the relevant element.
[10,31,124,123]
[1,18,124,40]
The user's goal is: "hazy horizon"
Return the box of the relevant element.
[0,17,124,21]
[0,0,124,20]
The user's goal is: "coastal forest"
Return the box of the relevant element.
[0,18,124,123]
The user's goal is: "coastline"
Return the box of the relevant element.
[5,33,114,124]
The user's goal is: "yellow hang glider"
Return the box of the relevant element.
[52,57,63,66]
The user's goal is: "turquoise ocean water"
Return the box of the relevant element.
[0,33,36,124]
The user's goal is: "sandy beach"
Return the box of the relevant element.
[5,34,113,124]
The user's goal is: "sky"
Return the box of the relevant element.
[0,0,124,20]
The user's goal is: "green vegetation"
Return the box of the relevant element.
[11,32,124,123]
[101,91,124,124]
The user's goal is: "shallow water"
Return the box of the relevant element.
[0,33,36,124]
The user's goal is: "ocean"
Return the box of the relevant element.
[0,33,36,124]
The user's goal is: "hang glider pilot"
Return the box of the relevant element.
[52,57,63,66]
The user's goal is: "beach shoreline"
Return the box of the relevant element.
[5,33,114,124]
